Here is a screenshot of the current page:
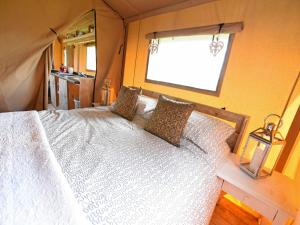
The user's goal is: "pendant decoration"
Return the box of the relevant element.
[209,23,225,57]
[149,32,159,54]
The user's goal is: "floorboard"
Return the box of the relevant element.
[209,195,259,225]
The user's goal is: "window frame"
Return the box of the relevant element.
[144,34,235,97]
[86,44,97,72]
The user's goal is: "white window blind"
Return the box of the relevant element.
[63,49,67,67]
[86,45,96,71]
[146,34,231,93]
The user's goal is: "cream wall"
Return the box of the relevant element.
[123,0,300,178]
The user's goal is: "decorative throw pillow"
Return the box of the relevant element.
[111,86,140,121]
[144,95,194,146]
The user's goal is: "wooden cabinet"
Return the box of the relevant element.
[67,82,79,109]
[50,74,94,110]
[49,75,59,107]
[79,78,94,108]
[58,78,69,110]
[217,154,299,225]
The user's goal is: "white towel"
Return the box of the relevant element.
[0,111,90,225]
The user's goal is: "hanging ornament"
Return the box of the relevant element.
[209,35,224,56]
[149,32,159,54]
[209,23,224,56]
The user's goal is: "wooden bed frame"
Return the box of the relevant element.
[139,88,249,153]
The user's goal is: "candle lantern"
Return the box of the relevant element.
[240,114,285,179]
[101,78,111,106]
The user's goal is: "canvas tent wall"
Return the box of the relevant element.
[0,0,214,112]
[0,0,124,112]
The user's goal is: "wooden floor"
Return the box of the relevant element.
[210,195,259,225]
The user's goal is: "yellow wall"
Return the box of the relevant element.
[123,0,300,178]
[54,42,96,76]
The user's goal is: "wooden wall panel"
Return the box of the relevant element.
[67,82,80,109]
[79,78,94,108]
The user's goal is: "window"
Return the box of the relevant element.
[146,34,232,95]
[86,45,96,71]
[63,48,67,66]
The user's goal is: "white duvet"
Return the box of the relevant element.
[39,107,227,225]
[0,111,90,225]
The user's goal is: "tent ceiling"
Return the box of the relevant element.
[104,0,216,21]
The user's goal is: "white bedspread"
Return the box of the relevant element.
[39,108,226,225]
[0,111,90,225]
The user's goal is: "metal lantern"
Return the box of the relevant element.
[240,114,286,179]
[101,78,111,106]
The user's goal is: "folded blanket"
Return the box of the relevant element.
[0,111,90,225]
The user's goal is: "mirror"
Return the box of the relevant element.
[50,10,96,110]
[57,10,96,76]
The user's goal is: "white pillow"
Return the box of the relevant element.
[183,111,235,141]
[182,111,235,158]
[136,95,157,115]
[136,101,146,115]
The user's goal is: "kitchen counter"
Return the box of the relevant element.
[51,72,81,84]
[49,71,95,110]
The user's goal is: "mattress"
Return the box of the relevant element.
[39,107,228,225]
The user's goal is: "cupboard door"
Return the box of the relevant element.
[58,78,68,110]
[67,82,79,109]
[79,78,94,108]
[49,75,57,107]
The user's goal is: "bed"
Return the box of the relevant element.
[0,89,248,225]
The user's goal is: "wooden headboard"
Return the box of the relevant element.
[140,88,249,153]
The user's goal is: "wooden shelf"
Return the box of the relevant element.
[62,32,95,45]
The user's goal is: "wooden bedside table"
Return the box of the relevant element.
[217,154,299,225]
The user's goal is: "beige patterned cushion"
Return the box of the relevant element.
[144,95,194,146]
[111,86,140,121]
